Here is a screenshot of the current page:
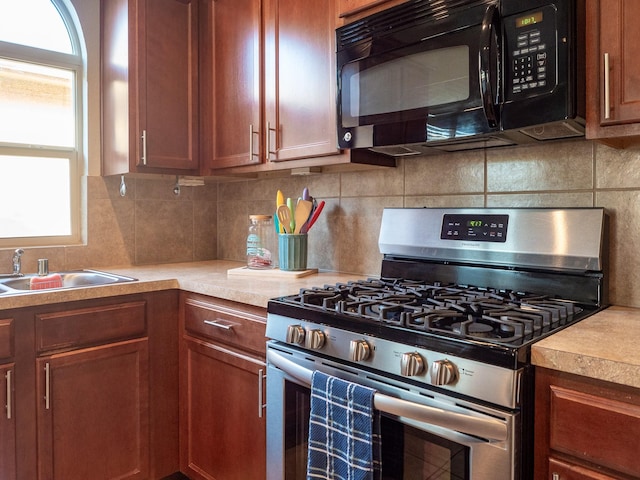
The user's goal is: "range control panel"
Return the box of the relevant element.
[440,214,509,242]
[506,5,557,97]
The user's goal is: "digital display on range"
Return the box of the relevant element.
[441,214,509,243]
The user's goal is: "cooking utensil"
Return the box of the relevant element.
[276,190,285,232]
[286,198,295,233]
[293,199,313,234]
[277,205,292,234]
[301,200,325,233]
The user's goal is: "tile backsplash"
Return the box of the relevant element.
[217,138,640,308]
[1,137,639,308]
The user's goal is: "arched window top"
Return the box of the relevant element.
[0,0,74,54]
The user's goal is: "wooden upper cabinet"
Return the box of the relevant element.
[200,0,262,170]
[101,0,200,175]
[202,0,352,173]
[263,0,341,163]
[586,0,640,145]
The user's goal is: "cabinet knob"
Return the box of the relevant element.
[400,352,425,377]
[552,473,560,480]
[349,339,371,362]
[285,325,305,345]
[305,329,326,350]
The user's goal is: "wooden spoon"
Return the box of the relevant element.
[294,200,313,234]
[277,205,292,234]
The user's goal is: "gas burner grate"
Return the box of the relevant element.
[283,278,585,345]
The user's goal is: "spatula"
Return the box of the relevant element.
[277,205,292,234]
[293,200,313,234]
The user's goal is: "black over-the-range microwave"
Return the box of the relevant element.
[336,0,585,156]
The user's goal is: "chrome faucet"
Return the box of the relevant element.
[12,248,24,276]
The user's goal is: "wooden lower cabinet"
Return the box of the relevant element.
[3,291,179,480]
[535,368,640,480]
[36,339,149,480]
[179,293,267,480]
[1,362,16,480]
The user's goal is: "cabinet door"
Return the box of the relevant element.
[102,0,199,174]
[139,0,199,171]
[548,457,621,480]
[586,0,640,141]
[36,339,149,480]
[264,0,341,163]
[0,364,16,480]
[201,0,262,169]
[180,336,266,480]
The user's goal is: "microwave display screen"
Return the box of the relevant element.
[516,11,543,28]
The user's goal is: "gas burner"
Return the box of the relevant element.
[280,276,591,346]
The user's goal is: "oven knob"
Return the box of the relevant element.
[305,329,326,350]
[400,352,425,377]
[349,340,371,362]
[285,325,306,345]
[431,359,459,386]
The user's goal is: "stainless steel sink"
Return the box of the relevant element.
[0,270,137,294]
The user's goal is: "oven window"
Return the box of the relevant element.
[283,381,469,479]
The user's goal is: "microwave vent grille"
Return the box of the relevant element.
[338,0,495,49]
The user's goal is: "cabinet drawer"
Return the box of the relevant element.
[0,318,14,361]
[36,301,147,354]
[549,457,618,480]
[550,384,640,478]
[184,297,266,354]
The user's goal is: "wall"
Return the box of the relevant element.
[217,138,640,308]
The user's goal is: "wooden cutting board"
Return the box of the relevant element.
[227,266,318,279]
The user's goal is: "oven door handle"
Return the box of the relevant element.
[267,350,508,442]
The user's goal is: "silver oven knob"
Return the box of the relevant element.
[349,339,371,362]
[305,329,326,350]
[400,352,425,377]
[431,359,459,386]
[285,325,305,345]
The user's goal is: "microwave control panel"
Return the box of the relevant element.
[505,5,557,98]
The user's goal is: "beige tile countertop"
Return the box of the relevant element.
[531,306,640,389]
[0,260,363,310]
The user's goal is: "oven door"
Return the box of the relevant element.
[336,1,501,150]
[266,342,519,480]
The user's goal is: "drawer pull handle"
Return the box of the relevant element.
[552,474,559,480]
[204,319,234,331]
[604,53,611,120]
[258,368,266,418]
[5,369,11,420]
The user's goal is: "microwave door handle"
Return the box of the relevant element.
[267,349,508,442]
[479,4,501,128]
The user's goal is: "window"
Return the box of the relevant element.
[0,0,84,246]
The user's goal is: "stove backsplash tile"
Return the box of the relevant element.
[217,138,640,308]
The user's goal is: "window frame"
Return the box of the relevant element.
[0,0,85,248]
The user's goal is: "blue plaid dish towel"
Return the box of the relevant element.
[307,371,381,480]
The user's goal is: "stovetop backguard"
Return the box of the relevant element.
[378,207,608,307]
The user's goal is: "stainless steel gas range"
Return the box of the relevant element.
[265,207,608,480]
